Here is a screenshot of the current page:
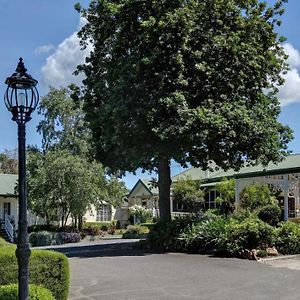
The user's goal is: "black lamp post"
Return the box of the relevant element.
[4,58,39,300]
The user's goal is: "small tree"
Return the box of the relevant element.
[240,183,277,211]
[172,176,204,213]
[215,178,235,216]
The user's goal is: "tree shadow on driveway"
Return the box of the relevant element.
[43,240,153,259]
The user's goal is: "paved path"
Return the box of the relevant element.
[49,240,300,300]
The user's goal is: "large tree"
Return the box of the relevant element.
[76,0,292,221]
[28,87,127,228]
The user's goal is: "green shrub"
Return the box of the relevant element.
[83,221,111,231]
[29,231,81,246]
[258,204,282,226]
[129,205,153,223]
[240,183,276,211]
[0,238,9,247]
[146,217,196,251]
[275,221,300,254]
[139,223,156,230]
[122,225,150,239]
[28,224,59,233]
[29,231,54,247]
[57,232,81,244]
[0,284,54,300]
[221,216,275,256]
[181,217,229,253]
[256,249,268,258]
[0,247,69,300]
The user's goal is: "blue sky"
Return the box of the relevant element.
[0,0,300,189]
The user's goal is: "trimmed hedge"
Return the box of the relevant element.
[0,246,69,300]
[122,225,150,239]
[83,221,112,231]
[0,284,54,300]
[29,231,81,246]
[0,238,9,247]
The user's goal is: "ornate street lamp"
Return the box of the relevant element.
[4,58,39,300]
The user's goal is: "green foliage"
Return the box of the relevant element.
[275,222,300,254]
[139,223,156,230]
[180,217,229,253]
[0,247,69,300]
[29,231,81,247]
[77,0,292,222]
[240,183,277,211]
[129,205,153,223]
[84,221,112,231]
[258,204,282,226]
[221,217,275,256]
[0,238,9,247]
[172,176,204,212]
[0,148,18,174]
[29,231,54,247]
[147,216,197,252]
[215,178,236,216]
[0,284,55,300]
[146,213,276,257]
[122,225,150,239]
[256,249,268,258]
[28,224,59,233]
[28,87,127,228]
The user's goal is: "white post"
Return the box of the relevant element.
[283,174,289,221]
[235,179,240,207]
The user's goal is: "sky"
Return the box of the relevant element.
[0,0,300,189]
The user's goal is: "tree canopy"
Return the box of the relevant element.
[0,149,18,174]
[76,0,292,221]
[172,176,204,213]
[27,87,127,228]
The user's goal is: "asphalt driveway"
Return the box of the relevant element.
[49,240,300,300]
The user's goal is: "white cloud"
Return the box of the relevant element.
[277,43,300,106]
[35,44,55,55]
[41,17,92,88]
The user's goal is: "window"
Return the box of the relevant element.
[204,190,217,210]
[96,204,112,222]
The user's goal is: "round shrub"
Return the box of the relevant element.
[146,217,196,252]
[0,284,54,300]
[221,216,275,256]
[258,204,282,226]
[122,225,149,239]
[180,217,229,253]
[275,221,300,254]
[0,247,69,300]
[0,238,9,247]
[57,232,81,244]
[240,183,276,211]
[29,231,54,247]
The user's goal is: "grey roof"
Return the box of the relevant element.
[140,179,159,195]
[0,174,18,196]
[172,154,300,183]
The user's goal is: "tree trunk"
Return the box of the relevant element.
[157,157,171,222]
[78,215,83,231]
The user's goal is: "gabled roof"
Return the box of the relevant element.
[172,154,300,183]
[128,178,159,198]
[0,174,18,196]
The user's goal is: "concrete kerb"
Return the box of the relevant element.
[259,254,300,262]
